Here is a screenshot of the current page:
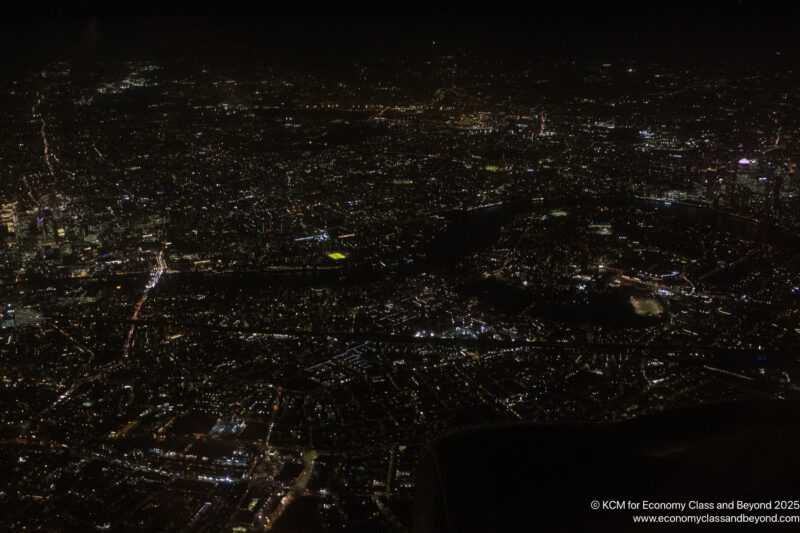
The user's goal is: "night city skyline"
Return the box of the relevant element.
[3,2,800,531]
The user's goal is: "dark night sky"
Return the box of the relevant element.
[2,1,800,73]
[4,0,799,26]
